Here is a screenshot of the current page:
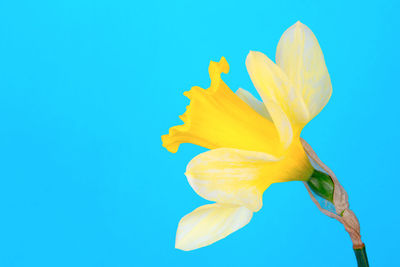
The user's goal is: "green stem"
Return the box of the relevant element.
[354,245,369,267]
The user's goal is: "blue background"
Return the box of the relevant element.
[0,0,398,266]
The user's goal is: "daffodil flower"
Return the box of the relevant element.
[162,22,368,266]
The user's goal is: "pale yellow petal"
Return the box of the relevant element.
[235,88,293,148]
[276,21,332,120]
[162,57,283,155]
[175,203,252,251]
[235,88,271,120]
[246,51,309,143]
[263,99,293,149]
[185,147,313,212]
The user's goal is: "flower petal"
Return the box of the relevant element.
[276,21,332,120]
[235,88,293,148]
[263,99,293,149]
[246,51,309,144]
[235,88,271,120]
[186,147,313,211]
[175,203,253,251]
[186,148,286,212]
[162,57,282,155]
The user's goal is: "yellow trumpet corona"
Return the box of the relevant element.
[162,21,332,251]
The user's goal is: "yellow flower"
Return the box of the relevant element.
[162,21,332,251]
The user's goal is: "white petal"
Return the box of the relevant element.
[175,203,253,251]
[186,148,281,212]
[235,88,272,120]
[246,51,309,144]
[263,99,293,148]
[276,21,332,120]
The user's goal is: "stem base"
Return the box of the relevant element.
[354,244,369,267]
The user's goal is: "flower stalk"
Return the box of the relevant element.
[301,138,369,267]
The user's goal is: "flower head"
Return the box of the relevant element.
[162,21,332,251]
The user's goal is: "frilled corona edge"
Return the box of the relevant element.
[161,57,228,153]
[161,57,282,155]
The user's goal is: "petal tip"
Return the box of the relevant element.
[235,88,244,94]
[247,50,260,58]
[290,20,312,33]
[175,239,190,251]
[245,51,258,67]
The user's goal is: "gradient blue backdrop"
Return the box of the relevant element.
[0,0,398,266]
